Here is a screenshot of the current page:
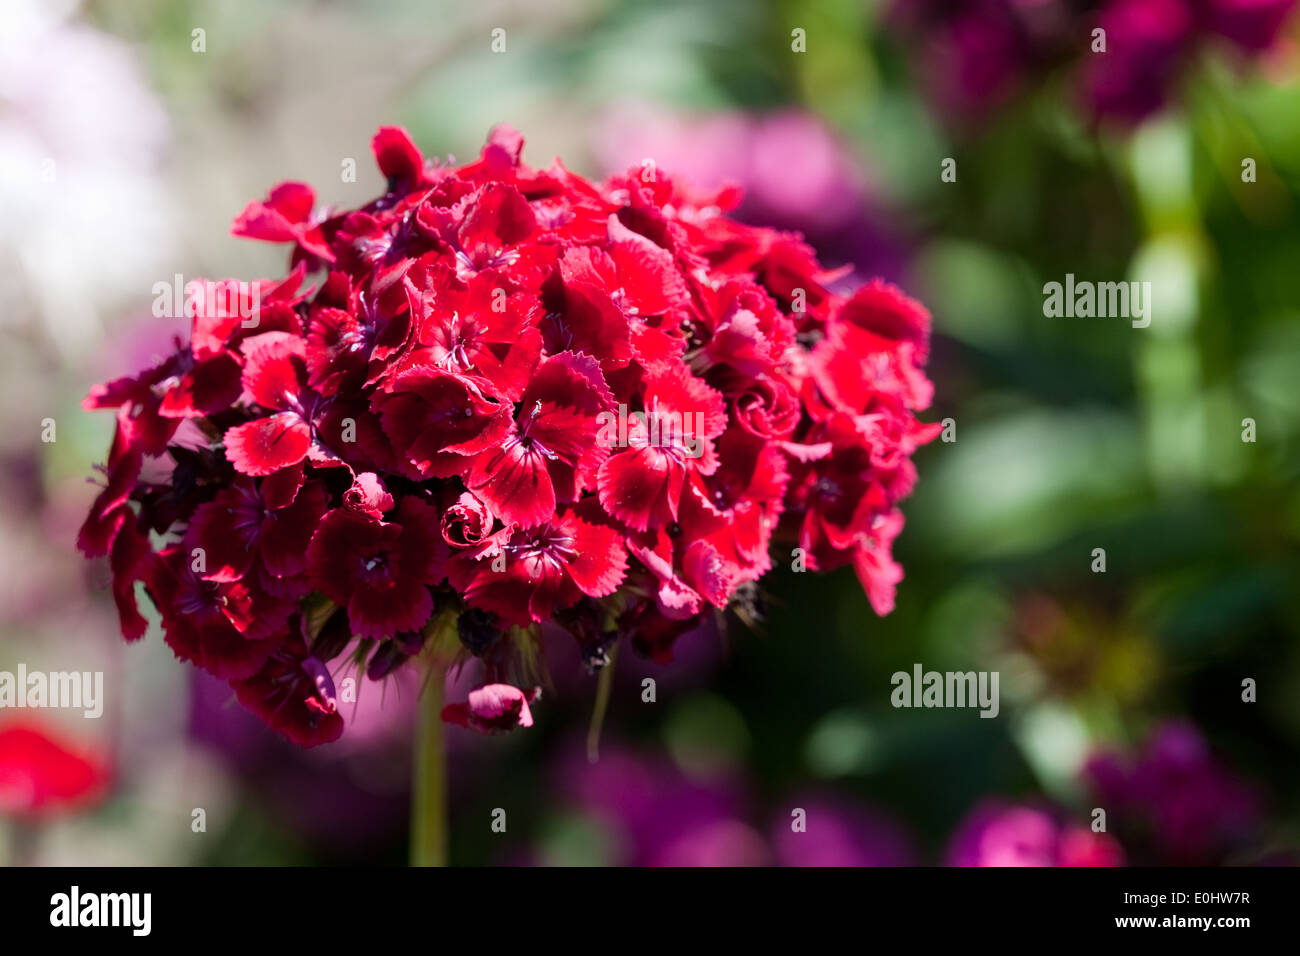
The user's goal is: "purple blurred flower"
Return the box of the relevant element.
[1082,0,1297,122]
[1083,720,1263,864]
[1203,0,1299,52]
[552,744,920,866]
[894,0,1036,116]
[555,741,766,866]
[1081,0,1196,124]
[888,0,1079,117]
[947,800,1125,866]
[771,793,916,866]
[888,0,1298,128]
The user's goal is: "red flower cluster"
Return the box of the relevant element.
[78,126,939,746]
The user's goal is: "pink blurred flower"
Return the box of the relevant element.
[771,793,915,866]
[555,741,762,866]
[594,105,907,281]
[947,801,1124,866]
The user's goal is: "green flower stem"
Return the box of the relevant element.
[586,642,619,764]
[410,659,448,867]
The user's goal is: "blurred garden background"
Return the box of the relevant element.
[2,0,1299,865]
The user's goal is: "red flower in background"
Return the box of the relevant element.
[0,721,110,819]
[78,124,939,744]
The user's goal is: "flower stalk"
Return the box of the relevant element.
[410,657,449,867]
[586,642,619,764]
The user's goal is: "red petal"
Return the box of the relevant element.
[458,182,536,251]
[608,215,687,316]
[261,461,306,509]
[231,202,296,243]
[225,414,312,477]
[596,446,675,533]
[261,481,328,578]
[182,485,261,582]
[563,515,628,598]
[347,579,433,641]
[265,181,315,224]
[372,126,424,186]
[468,436,556,528]
[241,334,306,410]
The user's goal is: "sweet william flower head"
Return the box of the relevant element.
[78,124,940,745]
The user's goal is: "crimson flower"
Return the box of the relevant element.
[78,124,939,744]
[307,497,445,640]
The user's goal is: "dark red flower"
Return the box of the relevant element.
[182,477,328,583]
[785,411,925,614]
[449,508,627,626]
[224,333,320,477]
[808,280,935,417]
[149,547,291,679]
[467,351,614,527]
[441,683,540,734]
[231,627,345,747]
[597,363,727,532]
[405,258,543,401]
[376,362,512,479]
[558,216,690,368]
[307,497,445,639]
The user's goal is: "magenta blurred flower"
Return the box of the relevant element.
[888,0,1298,127]
[770,793,915,866]
[947,801,1124,866]
[891,0,1043,116]
[1080,0,1197,124]
[1081,0,1297,122]
[1203,0,1299,51]
[556,742,764,866]
[552,744,920,866]
[1083,721,1263,864]
[888,0,1077,117]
